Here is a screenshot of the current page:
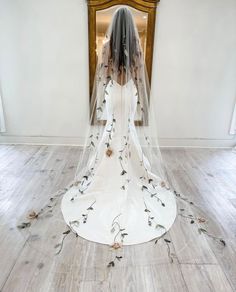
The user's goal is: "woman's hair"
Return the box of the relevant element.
[109,7,140,73]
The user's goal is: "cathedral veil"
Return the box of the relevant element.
[18,6,177,260]
[15,6,227,267]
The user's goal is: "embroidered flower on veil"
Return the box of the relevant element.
[106,147,113,157]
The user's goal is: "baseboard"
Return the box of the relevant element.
[0,135,85,146]
[159,137,236,148]
[0,134,236,148]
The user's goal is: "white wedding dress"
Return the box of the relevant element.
[61,78,177,245]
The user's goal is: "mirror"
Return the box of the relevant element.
[87,0,160,99]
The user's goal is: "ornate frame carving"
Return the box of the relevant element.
[87,0,160,99]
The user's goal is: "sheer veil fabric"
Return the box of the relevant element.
[61,6,177,245]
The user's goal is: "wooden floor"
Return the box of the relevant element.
[0,145,235,292]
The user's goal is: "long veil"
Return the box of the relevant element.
[15,5,227,269]
[17,6,177,262]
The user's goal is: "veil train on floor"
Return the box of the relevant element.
[60,6,177,245]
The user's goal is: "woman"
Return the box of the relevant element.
[61,6,177,245]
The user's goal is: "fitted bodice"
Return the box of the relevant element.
[104,78,138,124]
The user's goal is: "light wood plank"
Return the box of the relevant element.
[0,146,236,291]
[181,263,233,292]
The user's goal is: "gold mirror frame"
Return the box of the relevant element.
[87,0,160,99]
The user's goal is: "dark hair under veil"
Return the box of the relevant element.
[94,6,150,123]
[109,7,140,72]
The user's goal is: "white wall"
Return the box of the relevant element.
[0,0,89,144]
[0,0,236,147]
[153,0,236,147]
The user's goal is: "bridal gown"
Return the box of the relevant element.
[61,78,177,245]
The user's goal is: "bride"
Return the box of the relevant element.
[61,6,176,245]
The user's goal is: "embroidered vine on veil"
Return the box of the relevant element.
[60,6,177,245]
